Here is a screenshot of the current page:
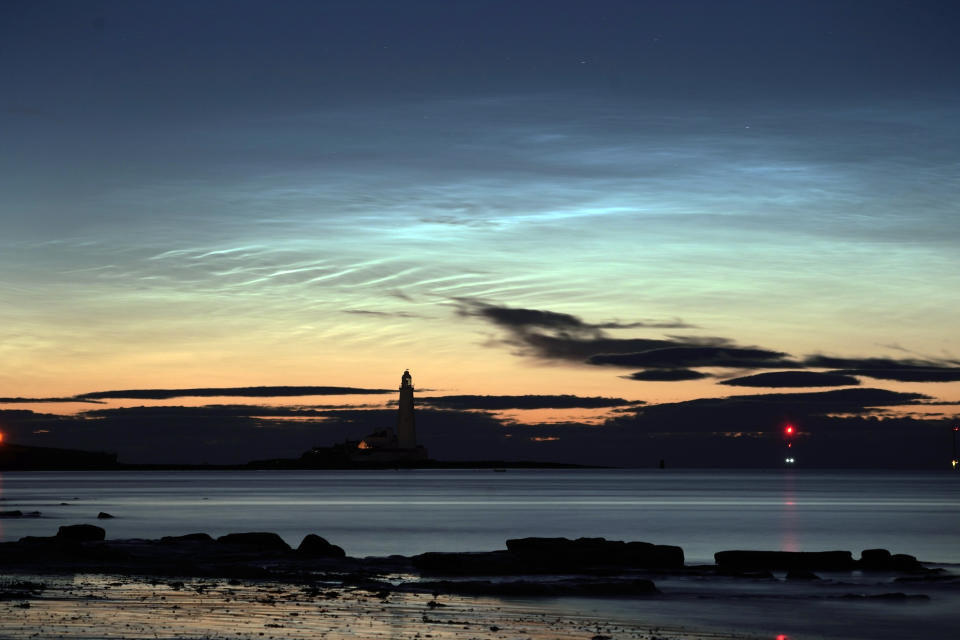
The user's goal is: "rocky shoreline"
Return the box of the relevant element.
[0,524,943,597]
[3,525,956,640]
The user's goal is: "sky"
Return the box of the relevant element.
[1,1,959,466]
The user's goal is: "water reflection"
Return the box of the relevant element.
[0,470,957,563]
[780,472,798,552]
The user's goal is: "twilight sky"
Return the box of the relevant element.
[1,1,959,465]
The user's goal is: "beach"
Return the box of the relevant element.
[1,573,759,640]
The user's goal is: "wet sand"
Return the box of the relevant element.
[1,573,752,640]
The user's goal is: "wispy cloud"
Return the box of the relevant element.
[804,355,960,383]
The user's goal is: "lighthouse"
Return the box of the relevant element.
[397,369,417,449]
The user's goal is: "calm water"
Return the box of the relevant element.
[1,469,958,564]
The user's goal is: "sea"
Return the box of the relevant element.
[1,468,957,564]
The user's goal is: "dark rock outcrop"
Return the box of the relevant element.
[889,553,924,572]
[859,548,892,569]
[715,550,855,571]
[506,537,684,569]
[56,524,106,542]
[296,534,346,557]
[215,532,290,551]
[626,541,684,568]
[97,512,115,519]
[414,537,684,575]
[858,548,924,572]
[160,533,215,544]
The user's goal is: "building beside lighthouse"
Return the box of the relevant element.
[351,369,427,462]
[297,369,428,466]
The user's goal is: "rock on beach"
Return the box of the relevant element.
[413,536,685,574]
[215,532,291,551]
[296,534,346,557]
[160,532,215,544]
[56,524,106,541]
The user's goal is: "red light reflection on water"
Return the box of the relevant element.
[780,474,798,552]
[776,635,790,640]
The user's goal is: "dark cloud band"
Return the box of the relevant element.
[78,386,392,400]
[719,371,860,388]
[625,369,709,381]
[417,395,637,410]
[590,346,795,369]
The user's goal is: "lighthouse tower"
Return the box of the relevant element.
[397,369,417,449]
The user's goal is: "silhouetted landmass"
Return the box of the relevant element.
[719,371,860,387]
[246,456,594,470]
[0,443,118,470]
[417,394,637,410]
[0,437,591,471]
[78,386,392,400]
[0,387,951,468]
[614,388,927,434]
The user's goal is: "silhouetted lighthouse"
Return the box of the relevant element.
[397,369,417,449]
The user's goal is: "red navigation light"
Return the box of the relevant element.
[954,426,959,432]
[785,425,794,435]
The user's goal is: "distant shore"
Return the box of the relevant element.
[0,441,597,471]
[0,459,597,472]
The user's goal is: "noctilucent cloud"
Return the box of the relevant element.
[2,0,958,411]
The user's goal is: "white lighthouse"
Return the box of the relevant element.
[397,369,417,449]
[350,369,427,462]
